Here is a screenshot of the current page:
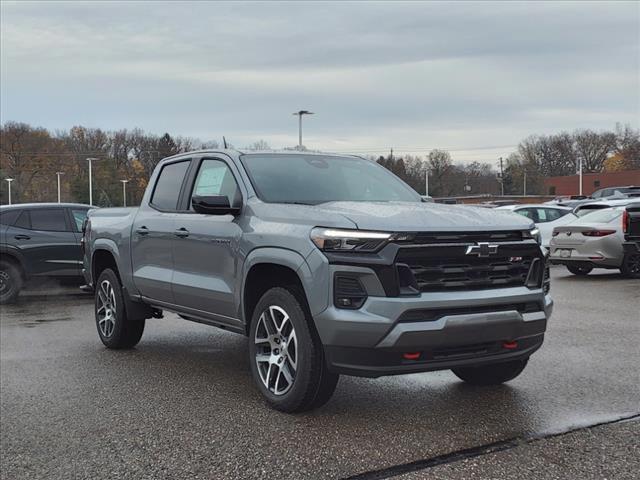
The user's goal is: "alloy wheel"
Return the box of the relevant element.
[254,305,298,396]
[97,279,117,338]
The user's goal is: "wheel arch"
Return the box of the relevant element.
[0,248,27,280]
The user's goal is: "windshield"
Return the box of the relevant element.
[578,207,623,223]
[240,154,420,205]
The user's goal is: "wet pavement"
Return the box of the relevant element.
[1,267,639,479]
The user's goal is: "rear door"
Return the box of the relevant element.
[130,159,191,303]
[8,207,80,276]
[171,156,244,323]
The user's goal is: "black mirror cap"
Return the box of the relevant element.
[191,195,241,215]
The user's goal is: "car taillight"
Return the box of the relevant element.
[582,230,616,237]
[622,210,629,234]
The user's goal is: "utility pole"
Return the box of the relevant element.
[425,168,429,196]
[86,158,99,206]
[5,178,14,205]
[56,172,64,203]
[498,157,505,196]
[120,180,129,207]
[389,148,394,160]
[292,110,314,149]
[523,170,527,196]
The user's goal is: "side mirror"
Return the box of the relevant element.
[191,195,241,215]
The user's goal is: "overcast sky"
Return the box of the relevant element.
[1,1,638,162]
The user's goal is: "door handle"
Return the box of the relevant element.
[14,234,31,240]
[135,227,150,236]
[174,228,189,238]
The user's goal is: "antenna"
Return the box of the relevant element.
[223,136,228,149]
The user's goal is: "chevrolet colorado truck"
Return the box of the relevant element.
[83,150,552,412]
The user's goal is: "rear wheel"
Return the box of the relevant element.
[567,265,592,276]
[249,287,339,413]
[0,260,23,304]
[95,268,145,349]
[452,358,528,385]
[620,252,640,279]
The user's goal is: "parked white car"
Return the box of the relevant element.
[496,204,576,248]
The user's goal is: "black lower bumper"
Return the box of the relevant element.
[325,334,544,378]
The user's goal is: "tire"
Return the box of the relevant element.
[248,287,339,413]
[452,358,528,386]
[567,265,592,276]
[95,268,145,349]
[0,259,23,305]
[620,252,640,279]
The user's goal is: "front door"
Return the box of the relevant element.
[131,159,191,302]
[171,157,243,323]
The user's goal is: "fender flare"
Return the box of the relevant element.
[0,245,28,278]
[239,247,319,320]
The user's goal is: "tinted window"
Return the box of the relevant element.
[14,211,30,229]
[71,209,89,231]
[29,209,68,232]
[540,208,565,222]
[241,154,419,205]
[151,161,190,210]
[191,159,240,208]
[0,209,21,226]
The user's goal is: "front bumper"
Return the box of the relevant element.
[314,285,552,377]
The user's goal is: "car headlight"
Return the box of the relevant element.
[310,227,392,252]
[525,227,541,245]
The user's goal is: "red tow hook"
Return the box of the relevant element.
[403,352,421,361]
[502,341,518,350]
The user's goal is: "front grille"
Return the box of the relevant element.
[410,231,524,245]
[396,243,542,292]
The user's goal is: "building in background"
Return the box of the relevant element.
[544,170,640,197]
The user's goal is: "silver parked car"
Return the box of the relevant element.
[573,198,640,218]
[549,206,631,276]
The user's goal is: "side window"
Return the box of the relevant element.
[14,211,30,229]
[29,209,69,232]
[191,159,240,208]
[543,208,563,222]
[71,209,89,232]
[151,160,190,211]
[515,208,538,222]
[535,208,549,222]
[0,209,21,226]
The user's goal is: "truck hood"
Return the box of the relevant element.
[254,201,533,232]
[313,201,534,232]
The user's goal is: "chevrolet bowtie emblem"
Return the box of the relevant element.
[465,242,499,257]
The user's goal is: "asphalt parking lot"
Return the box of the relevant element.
[1,267,639,480]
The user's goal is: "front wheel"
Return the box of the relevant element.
[452,358,528,385]
[567,265,592,276]
[249,287,339,413]
[95,268,145,349]
[620,252,640,279]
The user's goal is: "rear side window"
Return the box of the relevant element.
[151,160,190,210]
[29,209,69,232]
[0,209,21,226]
[71,209,89,232]
[14,211,30,229]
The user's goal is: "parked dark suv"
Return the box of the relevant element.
[0,203,92,303]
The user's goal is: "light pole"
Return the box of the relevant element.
[86,158,99,206]
[292,110,314,149]
[120,179,129,207]
[5,178,14,205]
[523,170,527,196]
[578,157,583,196]
[56,172,64,203]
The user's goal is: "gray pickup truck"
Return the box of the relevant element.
[84,150,552,412]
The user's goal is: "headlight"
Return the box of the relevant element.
[526,227,541,245]
[310,227,392,252]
